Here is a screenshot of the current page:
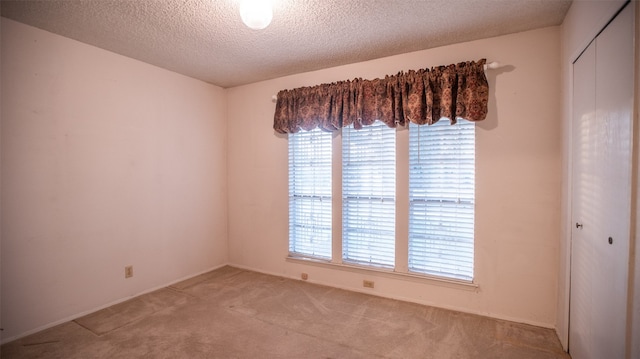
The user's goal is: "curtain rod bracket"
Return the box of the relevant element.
[483,61,503,70]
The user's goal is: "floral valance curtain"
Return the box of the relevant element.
[273,59,489,133]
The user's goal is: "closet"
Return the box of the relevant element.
[569,3,635,358]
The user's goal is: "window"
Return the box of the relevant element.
[408,120,475,281]
[287,120,475,282]
[342,121,396,268]
[288,128,332,259]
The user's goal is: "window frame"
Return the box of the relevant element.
[287,120,476,285]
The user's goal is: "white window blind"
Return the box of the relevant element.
[288,128,332,259]
[342,121,395,268]
[408,119,475,281]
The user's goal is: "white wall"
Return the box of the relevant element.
[557,0,628,350]
[0,18,228,342]
[227,27,562,328]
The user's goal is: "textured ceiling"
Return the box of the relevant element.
[1,0,572,88]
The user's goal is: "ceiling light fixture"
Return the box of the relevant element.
[240,0,273,30]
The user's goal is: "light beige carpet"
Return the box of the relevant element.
[1,266,570,358]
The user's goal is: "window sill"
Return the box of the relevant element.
[285,255,479,292]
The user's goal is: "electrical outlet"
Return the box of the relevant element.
[363,280,374,288]
[125,265,133,278]
[301,273,308,280]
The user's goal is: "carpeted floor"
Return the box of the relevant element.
[1,266,570,358]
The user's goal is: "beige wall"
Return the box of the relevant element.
[227,27,562,327]
[0,18,228,342]
[557,0,628,350]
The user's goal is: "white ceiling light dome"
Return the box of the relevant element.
[240,0,273,30]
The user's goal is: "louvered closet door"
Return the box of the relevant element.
[569,3,634,358]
